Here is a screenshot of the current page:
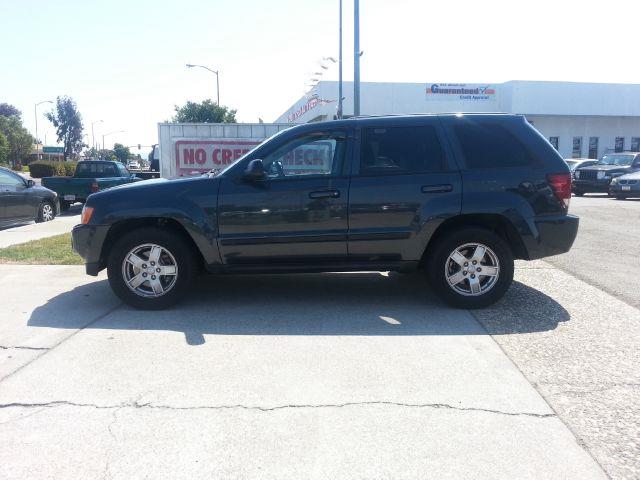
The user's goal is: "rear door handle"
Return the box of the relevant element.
[309,190,340,199]
[421,184,453,194]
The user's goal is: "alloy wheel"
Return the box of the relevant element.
[444,243,500,296]
[121,243,179,298]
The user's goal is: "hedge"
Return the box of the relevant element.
[29,161,78,178]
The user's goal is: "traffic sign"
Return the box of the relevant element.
[42,146,64,153]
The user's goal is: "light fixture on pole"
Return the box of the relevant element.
[91,120,104,152]
[34,100,53,157]
[186,63,220,105]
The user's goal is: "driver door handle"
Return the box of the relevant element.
[309,190,340,199]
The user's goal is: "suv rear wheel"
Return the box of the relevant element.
[107,227,197,309]
[426,228,514,309]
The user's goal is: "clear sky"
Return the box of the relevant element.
[1,0,638,151]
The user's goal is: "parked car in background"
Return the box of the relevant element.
[565,158,597,171]
[572,152,640,196]
[127,160,141,171]
[609,171,640,199]
[73,114,578,310]
[0,166,59,227]
[42,160,142,211]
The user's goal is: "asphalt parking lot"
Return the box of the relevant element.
[0,194,638,479]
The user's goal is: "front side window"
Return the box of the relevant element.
[572,137,583,158]
[453,123,533,169]
[360,125,445,174]
[262,132,345,178]
[0,169,24,187]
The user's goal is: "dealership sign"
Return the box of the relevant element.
[426,83,496,101]
[174,139,261,176]
[287,97,335,123]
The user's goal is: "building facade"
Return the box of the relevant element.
[275,81,640,160]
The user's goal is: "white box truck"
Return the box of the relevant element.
[157,122,292,178]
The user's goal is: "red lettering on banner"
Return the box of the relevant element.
[195,149,207,165]
[222,149,232,164]
[233,149,242,159]
[295,149,303,165]
[183,149,195,164]
[213,149,221,165]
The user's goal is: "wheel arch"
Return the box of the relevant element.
[100,217,206,272]
[420,214,528,266]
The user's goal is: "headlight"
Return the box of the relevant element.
[610,178,619,185]
[575,170,581,179]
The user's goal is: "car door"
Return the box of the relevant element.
[0,169,32,222]
[347,119,462,263]
[217,128,352,265]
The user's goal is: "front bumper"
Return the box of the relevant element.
[572,179,611,193]
[525,214,579,260]
[609,183,640,197]
[71,224,110,275]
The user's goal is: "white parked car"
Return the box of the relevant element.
[127,160,141,171]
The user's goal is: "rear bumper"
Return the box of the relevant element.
[71,224,110,276]
[524,214,579,260]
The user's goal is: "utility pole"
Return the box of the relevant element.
[186,64,220,105]
[91,120,103,153]
[34,100,53,159]
[338,0,343,119]
[353,0,360,116]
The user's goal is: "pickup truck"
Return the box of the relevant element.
[42,160,141,210]
[72,114,578,310]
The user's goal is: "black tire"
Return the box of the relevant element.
[60,200,71,211]
[107,227,198,309]
[36,201,55,223]
[426,227,514,309]
[615,195,627,200]
[574,191,585,197]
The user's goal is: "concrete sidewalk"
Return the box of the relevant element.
[0,265,607,479]
[0,212,80,248]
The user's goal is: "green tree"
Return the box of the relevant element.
[0,103,21,118]
[0,131,9,166]
[99,149,117,161]
[45,96,84,160]
[0,115,34,167]
[172,99,237,123]
[112,143,132,163]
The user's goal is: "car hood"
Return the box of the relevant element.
[616,171,640,180]
[579,165,632,172]
[88,174,218,203]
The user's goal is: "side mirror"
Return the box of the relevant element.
[27,179,35,188]
[243,159,267,181]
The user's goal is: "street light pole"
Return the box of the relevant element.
[186,64,220,105]
[34,100,53,158]
[353,0,361,117]
[91,120,103,153]
[338,0,343,119]
[102,130,125,159]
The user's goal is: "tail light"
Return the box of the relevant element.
[547,173,572,208]
[91,181,99,193]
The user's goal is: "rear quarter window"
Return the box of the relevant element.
[452,123,534,169]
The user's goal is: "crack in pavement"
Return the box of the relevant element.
[0,400,555,418]
[0,345,50,351]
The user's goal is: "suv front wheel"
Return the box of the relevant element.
[107,227,197,309]
[426,228,514,309]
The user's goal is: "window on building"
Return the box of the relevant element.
[360,126,445,174]
[588,137,599,159]
[572,137,583,158]
[631,137,640,152]
[615,137,625,153]
[549,137,559,150]
[452,123,533,169]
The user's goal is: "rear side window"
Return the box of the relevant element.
[453,123,533,169]
[360,126,445,174]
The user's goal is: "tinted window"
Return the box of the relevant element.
[0,169,24,186]
[76,162,117,177]
[453,123,533,169]
[262,132,345,178]
[360,126,445,174]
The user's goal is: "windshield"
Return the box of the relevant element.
[598,154,634,166]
